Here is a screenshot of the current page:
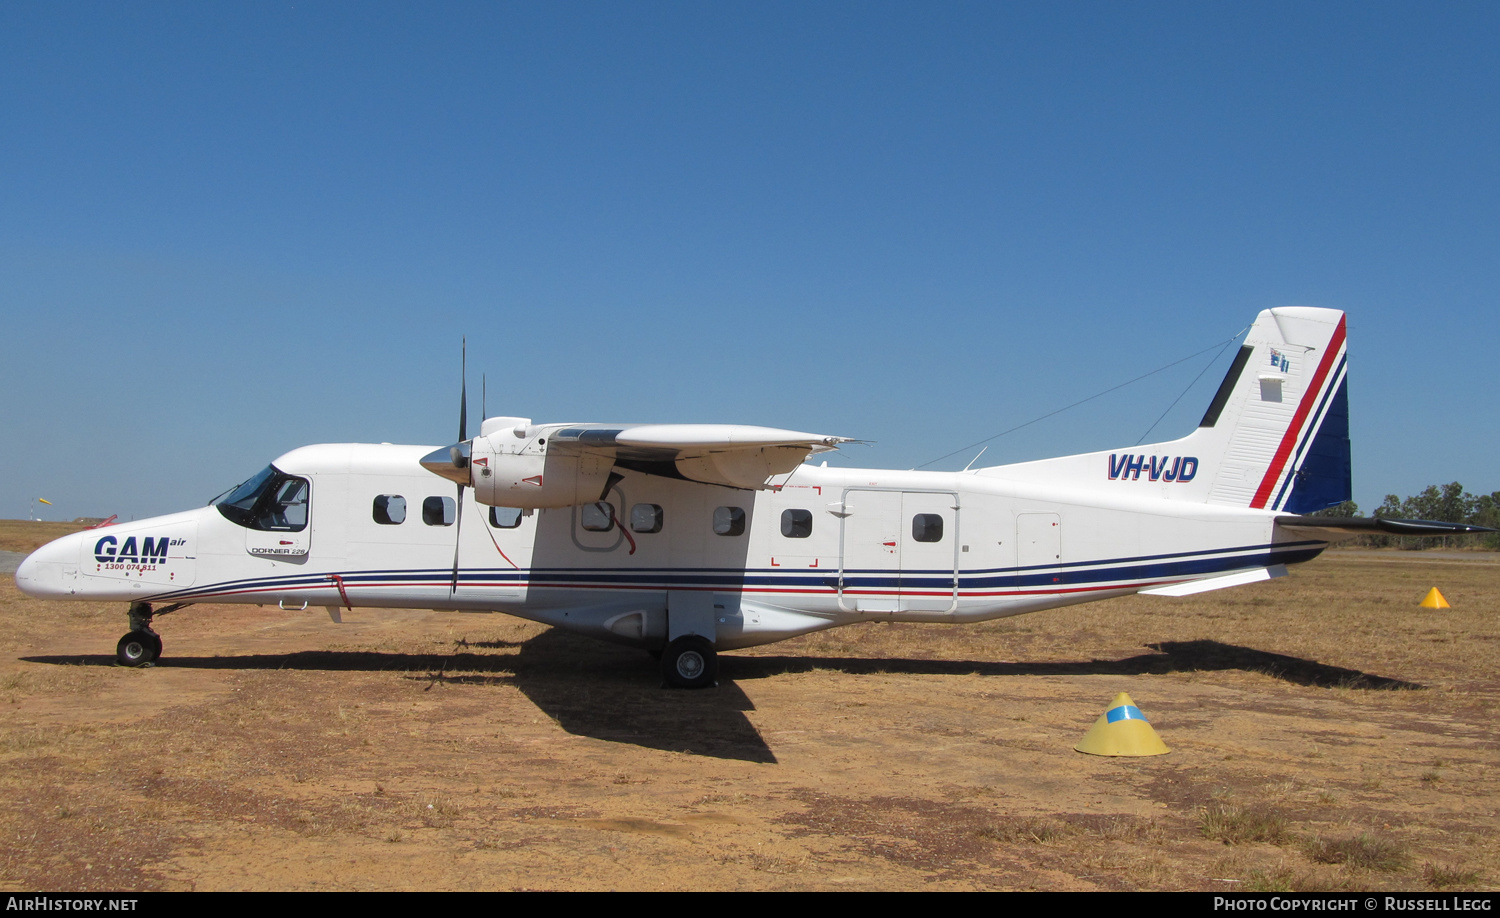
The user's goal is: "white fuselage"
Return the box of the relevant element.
[16,442,1326,651]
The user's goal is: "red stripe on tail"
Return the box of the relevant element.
[1250,315,1347,509]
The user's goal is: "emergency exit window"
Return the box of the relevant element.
[781,509,812,538]
[580,501,615,532]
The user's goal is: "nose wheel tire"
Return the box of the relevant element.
[660,635,717,689]
[116,630,161,667]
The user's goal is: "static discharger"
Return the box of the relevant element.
[1075,692,1170,757]
[1420,588,1451,609]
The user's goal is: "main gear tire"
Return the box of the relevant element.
[660,635,717,689]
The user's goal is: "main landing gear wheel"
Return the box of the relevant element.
[661,635,717,689]
[116,630,161,667]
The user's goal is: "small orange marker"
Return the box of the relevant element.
[1419,588,1451,609]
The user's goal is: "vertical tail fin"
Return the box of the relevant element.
[1198,307,1349,512]
[981,307,1351,513]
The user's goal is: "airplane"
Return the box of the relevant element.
[15,307,1492,688]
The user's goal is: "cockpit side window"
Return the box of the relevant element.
[215,465,312,532]
[261,478,309,530]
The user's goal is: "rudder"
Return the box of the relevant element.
[1200,307,1350,512]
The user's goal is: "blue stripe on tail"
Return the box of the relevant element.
[1280,375,1352,514]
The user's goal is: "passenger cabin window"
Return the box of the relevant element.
[423,496,455,526]
[631,503,664,534]
[912,513,944,543]
[580,501,615,532]
[373,495,406,525]
[489,507,523,529]
[214,466,311,532]
[713,506,746,536]
[780,509,812,538]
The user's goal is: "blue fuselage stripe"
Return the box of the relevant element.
[151,540,1324,602]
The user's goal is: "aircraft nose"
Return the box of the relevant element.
[13,552,40,592]
[420,442,472,486]
[13,537,73,599]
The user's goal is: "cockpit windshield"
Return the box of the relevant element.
[215,465,311,532]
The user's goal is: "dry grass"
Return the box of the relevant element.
[0,519,92,554]
[413,795,461,828]
[0,667,105,700]
[1240,864,1358,893]
[976,815,1073,844]
[0,547,1496,890]
[1304,833,1410,871]
[1199,796,1292,846]
[1422,862,1483,890]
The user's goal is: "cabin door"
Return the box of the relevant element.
[838,489,958,614]
[244,476,313,558]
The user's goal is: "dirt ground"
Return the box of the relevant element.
[1,525,1497,891]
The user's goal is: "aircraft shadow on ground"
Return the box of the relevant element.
[20,636,1419,763]
[20,630,779,764]
[725,639,1423,691]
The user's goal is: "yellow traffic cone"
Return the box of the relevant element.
[1075,691,1170,757]
[1420,588,1451,609]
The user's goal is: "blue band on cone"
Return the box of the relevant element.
[1106,705,1146,723]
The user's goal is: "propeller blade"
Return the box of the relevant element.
[452,337,469,595]
[458,336,468,443]
[450,482,464,595]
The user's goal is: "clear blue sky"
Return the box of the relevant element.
[3,1,1496,521]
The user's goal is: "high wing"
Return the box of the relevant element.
[422,418,852,506]
[547,423,851,489]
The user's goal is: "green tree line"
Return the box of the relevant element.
[1314,483,1500,550]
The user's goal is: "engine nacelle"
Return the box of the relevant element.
[469,429,613,509]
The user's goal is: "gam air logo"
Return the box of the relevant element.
[94,535,182,565]
[1108,454,1199,483]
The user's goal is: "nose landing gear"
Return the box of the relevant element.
[114,601,188,667]
[116,629,161,667]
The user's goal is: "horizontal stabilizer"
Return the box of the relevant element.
[1276,516,1498,536]
[1140,565,1287,596]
